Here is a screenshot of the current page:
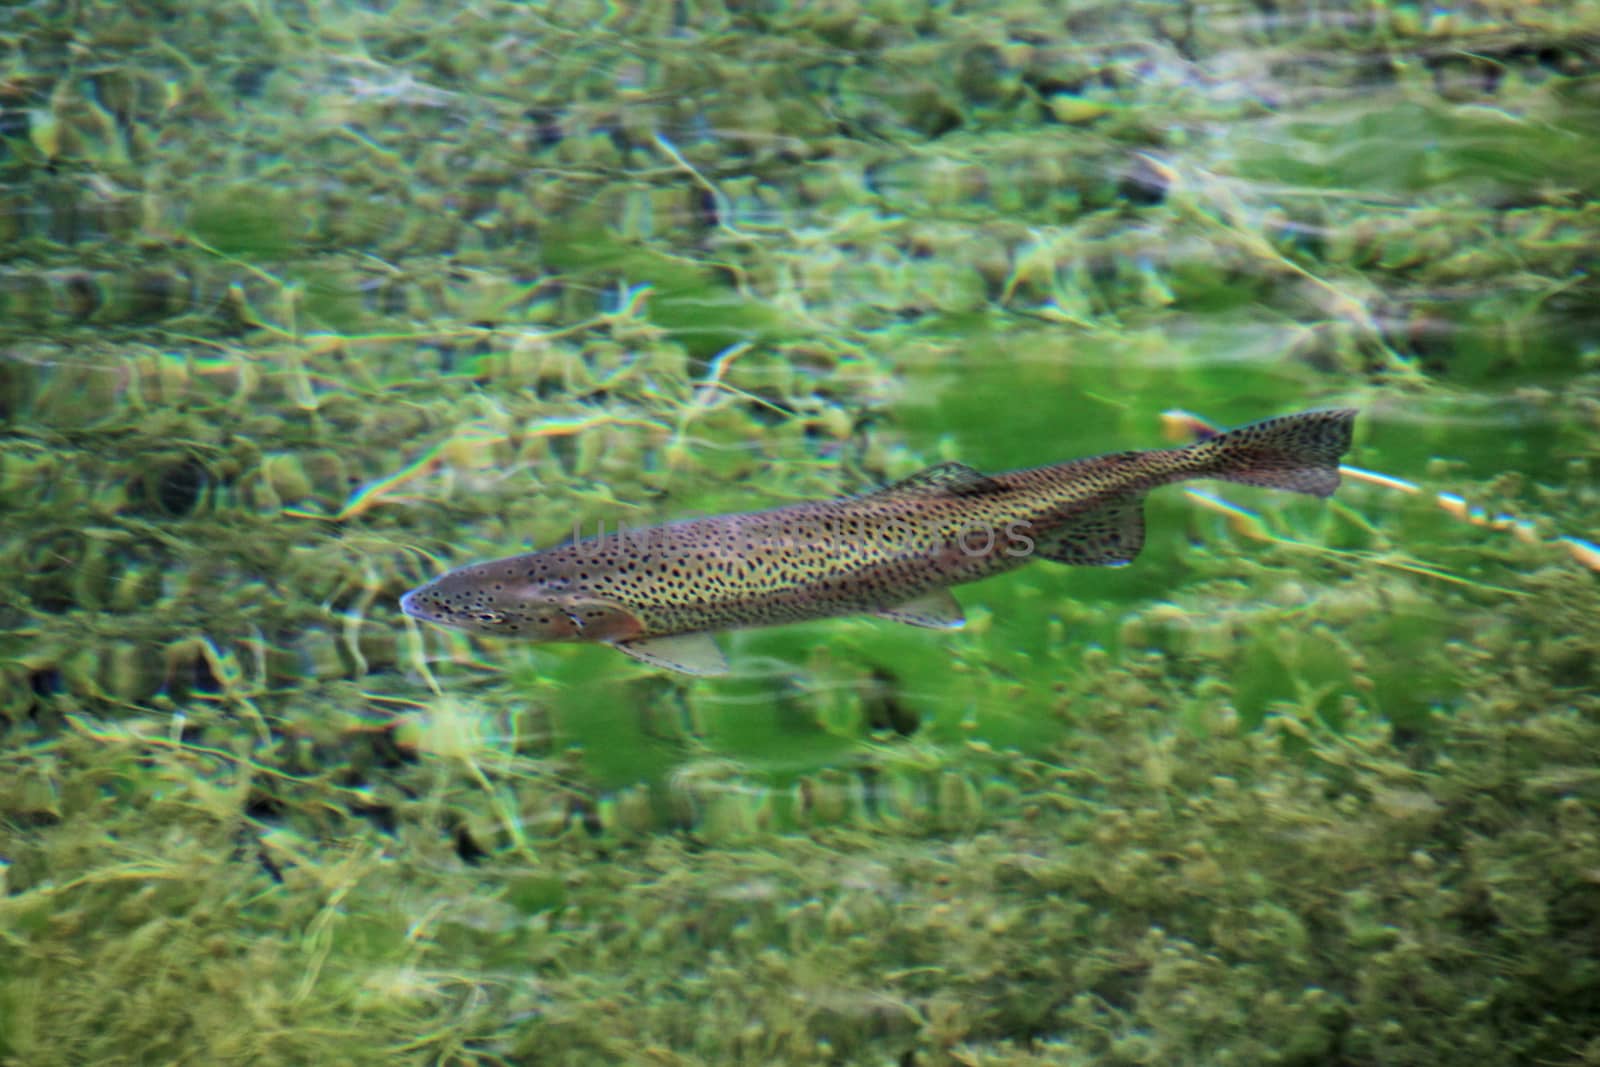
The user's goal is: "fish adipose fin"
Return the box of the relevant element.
[614,633,730,676]
[874,589,966,629]
[1033,496,1146,566]
[866,462,1003,499]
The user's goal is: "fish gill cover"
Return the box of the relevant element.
[0,1,1598,1065]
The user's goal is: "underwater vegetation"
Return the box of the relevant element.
[1,0,1599,1064]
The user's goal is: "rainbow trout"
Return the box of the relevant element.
[401,409,1356,674]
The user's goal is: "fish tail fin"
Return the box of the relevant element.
[1188,408,1358,498]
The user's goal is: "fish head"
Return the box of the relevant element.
[400,569,646,643]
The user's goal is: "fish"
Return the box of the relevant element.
[400,408,1357,675]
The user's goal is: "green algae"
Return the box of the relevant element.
[5,672,1599,1065]
[4,0,1600,1064]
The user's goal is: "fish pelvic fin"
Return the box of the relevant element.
[613,633,729,676]
[1189,408,1357,498]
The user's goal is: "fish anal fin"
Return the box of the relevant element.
[866,462,1003,499]
[1033,498,1146,566]
[874,589,967,630]
[613,633,729,676]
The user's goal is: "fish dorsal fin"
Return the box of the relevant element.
[613,633,730,676]
[865,462,1002,499]
[874,589,966,630]
[1032,497,1147,567]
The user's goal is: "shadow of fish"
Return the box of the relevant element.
[401,409,1357,675]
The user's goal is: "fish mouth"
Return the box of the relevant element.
[400,585,507,630]
[399,587,444,622]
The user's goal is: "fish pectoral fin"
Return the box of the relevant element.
[1032,497,1146,566]
[874,589,966,629]
[613,633,730,676]
[559,598,647,642]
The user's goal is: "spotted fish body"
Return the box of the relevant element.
[401,409,1357,674]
